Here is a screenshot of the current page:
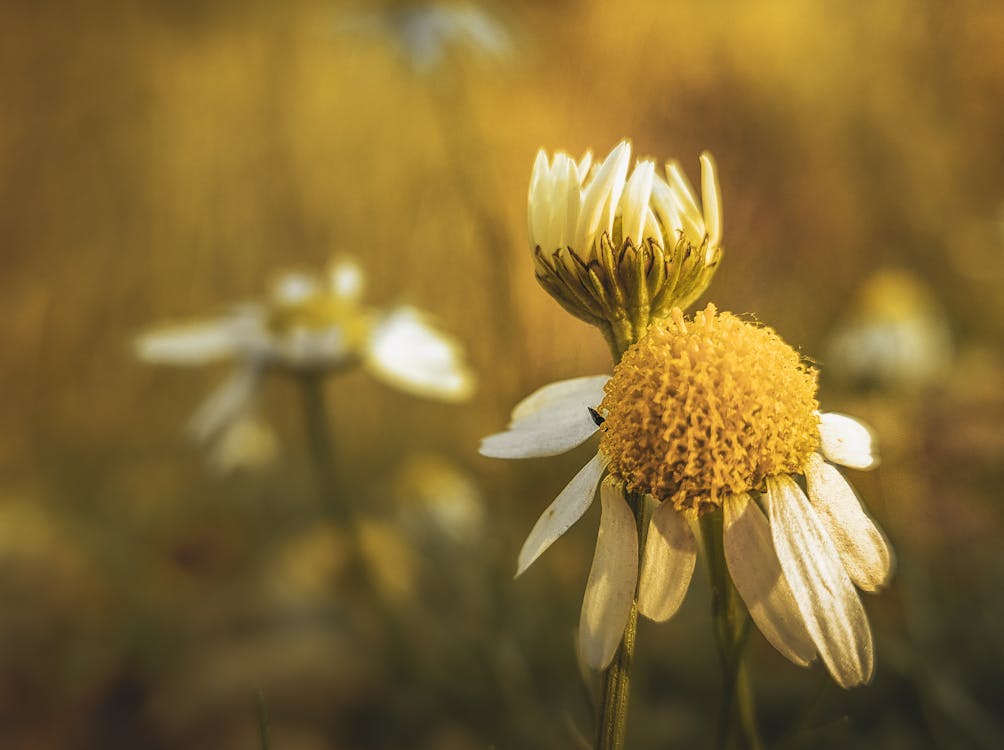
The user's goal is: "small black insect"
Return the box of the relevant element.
[587,407,605,426]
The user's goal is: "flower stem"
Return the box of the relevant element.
[255,688,271,750]
[298,373,347,524]
[700,511,763,750]
[595,603,637,749]
[595,491,649,750]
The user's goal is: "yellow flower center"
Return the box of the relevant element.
[266,295,371,347]
[599,304,820,513]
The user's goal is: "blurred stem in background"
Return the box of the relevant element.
[256,688,272,750]
[426,77,525,376]
[700,511,762,750]
[298,373,346,525]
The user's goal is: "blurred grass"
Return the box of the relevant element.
[1,0,1003,747]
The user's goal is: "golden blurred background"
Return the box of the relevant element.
[2,0,1003,747]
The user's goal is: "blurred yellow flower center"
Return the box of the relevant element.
[599,304,820,513]
[266,296,370,345]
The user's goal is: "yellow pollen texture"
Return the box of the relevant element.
[599,304,820,513]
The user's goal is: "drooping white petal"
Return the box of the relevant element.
[516,451,607,577]
[764,475,874,688]
[637,499,696,622]
[804,454,893,592]
[621,159,656,245]
[578,477,639,670]
[364,307,474,402]
[723,492,816,667]
[818,413,878,470]
[134,318,240,366]
[576,140,631,251]
[699,151,722,257]
[187,364,263,443]
[480,375,608,459]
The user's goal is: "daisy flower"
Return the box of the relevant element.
[826,268,951,392]
[137,257,475,470]
[480,304,892,687]
[529,139,723,355]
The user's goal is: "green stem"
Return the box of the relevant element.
[255,688,271,750]
[601,318,638,364]
[595,491,649,750]
[700,512,763,750]
[298,374,347,524]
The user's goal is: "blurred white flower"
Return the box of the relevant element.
[391,453,485,546]
[826,269,952,392]
[136,257,475,471]
[335,2,513,73]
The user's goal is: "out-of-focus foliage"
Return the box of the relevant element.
[1,0,1003,747]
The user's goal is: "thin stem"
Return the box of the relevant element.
[595,491,649,750]
[701,512,763,750]
[298,373,347,524]
[255,688,272,750]
[296,372,408,639]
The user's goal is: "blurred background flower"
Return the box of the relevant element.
[2,0,1003,747]
[135,256,475,472]
[334,1,514,74]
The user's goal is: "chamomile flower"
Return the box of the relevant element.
[137,257,475,470]
[827,268,951,392]
[480,304,892,686]
[529,140,723,354]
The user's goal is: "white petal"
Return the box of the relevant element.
[546,154,580,250]
[723,493,816,667]
[804,454,893,592]
[187,364,263,443]
[637,500,696,622]
[478,420,599,459]
[528,149,552,247]
[640,207,664,249]
[651,176,684,242]
[576,140,630,251]
[578,477,639,670]
[818,413,878,470]
[328,257,365,302]
[364,307,474,402]
[764,476,874,688]
[270,271,320,305]
[135,319,239,366]
[700,151,722,257]
[516,451,607,577]
[621,159,656,244]
[664,159,704,240]
[575,150,594,182]
[511,375,610,422]
[479,375,608,459]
